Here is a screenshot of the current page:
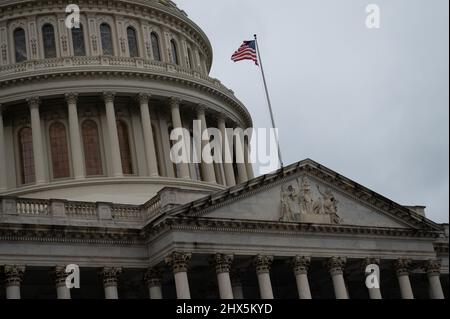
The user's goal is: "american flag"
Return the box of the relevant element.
[231,40,258,65]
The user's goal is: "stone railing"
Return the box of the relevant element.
[0,56,236,100]
[0,196,145,223]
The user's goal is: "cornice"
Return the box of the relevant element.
[0,223,145,245]
[145,216,442,242]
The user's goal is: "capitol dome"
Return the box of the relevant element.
[0,0,254,204]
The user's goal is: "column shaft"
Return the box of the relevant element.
[328,257,349,299]
[28,97,46,184]
[54,266,71,299]
[244,140,254,180]
[395,259,414,299]
[138,94,159,176]
[66,94,85,179]
[218,115,236,187]
[166,252,192,299]
[103,92,123,177]
[363,258,382,299]
[145,267,163,299]
[214,254,234,299]
[235,131,248,184]
[198,108,216,183]
[424,260,444,299]
[170,99,190,179]
[255,255,274,299]
[292,256,312,299]
[0,105,7,190]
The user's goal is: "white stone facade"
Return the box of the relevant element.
[0,1,448,299]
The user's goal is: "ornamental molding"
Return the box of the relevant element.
[100,267,123,287]
[327,256,347,276]
[212,253,234,274]
[146,216,440,243]
[254,255,273,274]
[422,259,442,276]
[291,256,311,275]
[0,223,144,246]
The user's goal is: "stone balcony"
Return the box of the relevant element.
[0,187,210,228]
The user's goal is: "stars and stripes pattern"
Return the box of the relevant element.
[231,40,258,65]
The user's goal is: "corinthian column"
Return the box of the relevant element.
[28,97,46,184]
[362,258,382,299]
[218,114,236,187]
[423,259,445,299]
[138,93,159,177]
[65,93,85,179]
[198,106,216,183]
[101,267,122,299]
[165,252,192,299]
[231,270,244,299]
[255,255,274,299]
[4,265,25,299]
[292,256,312,299]
[0,105,7,190]
[145,267,163,299]
[394,259,414,299]
[169,98,190,179]
[235,129,248,184]
[214,254,234,299]
[327,257,349,299]
[54,266,71,299]
[103,92,123,178]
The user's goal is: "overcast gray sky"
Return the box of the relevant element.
[176,0,449,223]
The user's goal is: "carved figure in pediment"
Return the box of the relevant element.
[299,177,315,215]
[280,184,299,222]
[317,185,341,224]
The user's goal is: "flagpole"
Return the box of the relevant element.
[254,34,284,168]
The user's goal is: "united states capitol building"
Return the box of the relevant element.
[0,0,448,300]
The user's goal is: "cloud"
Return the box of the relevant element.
[176,0,449,223]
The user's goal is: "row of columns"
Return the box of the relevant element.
[0,95,254,188]
[151,254,446,300]
[1,257,445,299]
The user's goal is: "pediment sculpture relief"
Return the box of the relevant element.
[280,177,342,224]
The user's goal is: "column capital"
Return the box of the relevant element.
[394,258,413,276]
[213,253,234,274]
[197,104,207,115]
[4,265,26,286]
[423,259,441,277]
[53,265,68,287]
[65,93,79,104]
[144,267,163,288]
[327,256,347,276]
[103,91,116,103]
[100,267,122,287]
[27,96,41,108]
[362,258,381,271]
[254,255,273,274]
[137,93,151,104]
[169,97,182,108]
[291,256,311,275]
[165,251,192,274]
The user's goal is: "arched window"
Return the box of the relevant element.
[42,24,57,58]
[49,122,70,179]
[150,32,161,62]
[127,27,139,57]
[14,28,27,63]
[72,24,86,56]
[100,23,113,56]
[187,47,193,69]
[116,120,133,175]
[82,120,103,176]
[18,127,35,184]
[170,39,179,65]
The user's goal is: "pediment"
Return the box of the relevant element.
[176,160,440,231]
